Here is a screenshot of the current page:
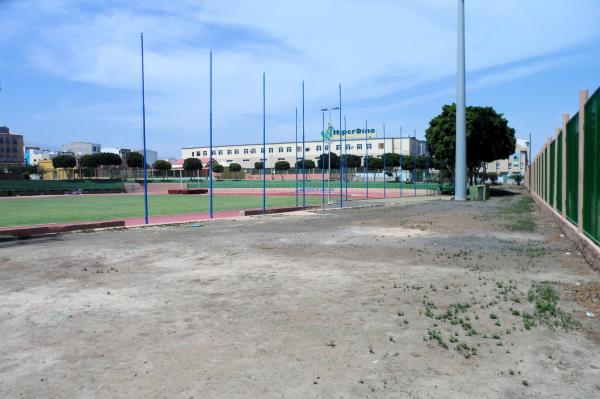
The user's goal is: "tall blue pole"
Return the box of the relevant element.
[339,84,343,208]
[344,116,348,200]
[414,129,417,196]
[321,111,325,205]
[365,120,369,199]
[302,81,306,208]
[140,33,149,225]
[209,50,213,220]
[295,107,298,207]
[400,127,403,197]
[262,72,266,214]
[383,123,386,199]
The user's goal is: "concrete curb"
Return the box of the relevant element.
[0,220,126,238]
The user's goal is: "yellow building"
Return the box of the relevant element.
[37,159,73,180]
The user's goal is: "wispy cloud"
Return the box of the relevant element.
[2,0,600,156]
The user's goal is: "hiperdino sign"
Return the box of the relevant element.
[322,128,377,141]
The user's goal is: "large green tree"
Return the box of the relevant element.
[317,152,339,169]
[126,152,144,169]
[183,158,202,172]
[426,104,516,184]
[153,160,172,180]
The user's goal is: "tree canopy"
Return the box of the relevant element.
[274,161,291,171]
[364,156,383,170]
[317,152,339,169]
[254,161,263,170]
[342,154,362,168]
[426,103,516,183]
[228,163,242,173]
[183,157,202,171]
[153,160,172,172]
[78,154,99,169]
[52,154,76,169]
[212,163,224,173]
[126,152,144,169]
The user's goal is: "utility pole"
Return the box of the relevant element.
[455,0,467,200]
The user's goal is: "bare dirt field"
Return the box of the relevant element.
[1,188,599,398]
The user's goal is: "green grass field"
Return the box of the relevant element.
[0,194,322,227]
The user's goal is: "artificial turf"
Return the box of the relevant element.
[0,194,322,227]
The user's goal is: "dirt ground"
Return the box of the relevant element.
[1,188,599,398]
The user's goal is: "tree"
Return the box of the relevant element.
[254,161,263,170]
[96,152,122,167]
[229,162,242,179]
[381,153,400,168]
[274,160,290,180]
[52,154,76,179]
[510,173,523,186]
[274,160,290,172]
[212,163,224,173]
[183,157,202,172]
[364,156,383,170]
[426,103,516,184]
[153,160,172,180]
[126,152,144,169]
[400,155,415,171]
[342,154,362,168]
[295,159,315,169]
[317,152,339,169]
[78,154,99,169]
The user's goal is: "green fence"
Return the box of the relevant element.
[556,131,563,213]
[566,114,579,225]
[583,88,600,244]
[0,180,125,195]
[529,87,600,248]
[549,141,555,207]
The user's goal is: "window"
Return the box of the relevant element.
[508,163,512,169]
[251,149,256,154]
[305,147,310,152]
[278,147,284,153]
[336,145,340,150]
[286,147,292,152]
[325,145,329,151]
[218,150,223,155]
[357,144,363,150]
[316,145,322,151]
[226,159,233,162]
[260,148,264,153]
[378,143,384,149]
[278,157,285,161]
[203,151,207,156]
[212,150,216,155]
[367,144,372,150]
[227,150,232,155]
[234,149,239,154]
[345,144,351,150]
[268,148,274,153]
[243,149,248,154]
[243,159,250,162]
[297,146,302,152]
[496,162,499,170]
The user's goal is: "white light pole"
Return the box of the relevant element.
[455,0,467,200]
[321,105,339,204]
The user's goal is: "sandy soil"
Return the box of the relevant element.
[0,188,599,398]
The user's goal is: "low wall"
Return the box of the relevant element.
[531,192,600,272]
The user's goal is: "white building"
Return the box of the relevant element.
[61,142,101,155]
[486,138,529,182]
[182,135,426,169]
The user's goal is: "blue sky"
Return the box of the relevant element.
[1,0,599,159]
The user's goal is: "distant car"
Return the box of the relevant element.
[65,188,84,195]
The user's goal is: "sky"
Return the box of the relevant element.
[1,0,599,160]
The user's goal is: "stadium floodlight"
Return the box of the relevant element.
[209,50,214,220]
[455,0,467,200]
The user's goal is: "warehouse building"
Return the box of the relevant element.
[182,132,426,169]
